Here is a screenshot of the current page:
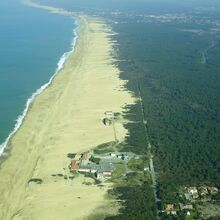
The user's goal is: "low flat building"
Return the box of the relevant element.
[188,187,199,199]
[78,167,91,173]
[96,170,112,179]
[165,204,174,212]
[165,204,176,215]
[208,187,218,194]
[180,203,193,210]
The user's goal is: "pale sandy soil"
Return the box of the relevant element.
[0,7,134,220]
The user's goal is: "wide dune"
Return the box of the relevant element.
[0,8,134,220]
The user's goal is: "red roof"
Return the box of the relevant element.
[70,160,79,170]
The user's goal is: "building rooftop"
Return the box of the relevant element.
[70,160,79,170]
[165,204,174,211]
[82,152,89,161]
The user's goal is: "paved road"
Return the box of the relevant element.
[201,40,216,64]
[138,85,160,220]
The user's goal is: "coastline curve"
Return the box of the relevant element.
[0,10,79,156]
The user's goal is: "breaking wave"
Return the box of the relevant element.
[0,19,79,156]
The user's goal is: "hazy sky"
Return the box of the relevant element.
[38,0,220,13]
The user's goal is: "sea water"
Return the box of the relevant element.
[0,0,77,154]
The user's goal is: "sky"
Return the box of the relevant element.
[38,0,220,13]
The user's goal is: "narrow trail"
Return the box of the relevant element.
[112,120,118,144]
[201,40,216,64]
[137,84,160,220]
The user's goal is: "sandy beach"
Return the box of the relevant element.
[0,5,134,220]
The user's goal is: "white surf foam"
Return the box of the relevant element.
[0,18,79,156]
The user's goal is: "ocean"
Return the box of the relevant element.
[0,0,77,154]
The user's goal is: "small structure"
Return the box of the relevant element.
[187,211,191,216]
[82,152,89,160]
[180,203,193,210]
[96,170,112,179]
[200,186,209,196]
[70,160,79,171]
[144,167,149,171]
[110,152,116,157]
[208,187,218,194]
[165,204,176,215]
[78,167,91,173]
[80,152,90,166]
[117,154,125,160]
[185,193,191,201]
[188,187,199,199]
[103,118,112,126]
[105,111,114,118]
[171,211,177,215]
[165,204,174,212]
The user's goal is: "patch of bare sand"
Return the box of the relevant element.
[0,16,134,220]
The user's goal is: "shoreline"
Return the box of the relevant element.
[0,3,79,156]
[0,1,135,219]
[22,0,74,16]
